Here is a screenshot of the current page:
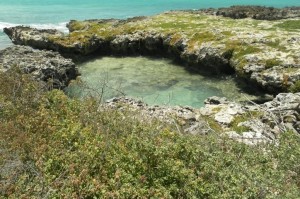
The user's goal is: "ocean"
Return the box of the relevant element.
[1,0,300,49]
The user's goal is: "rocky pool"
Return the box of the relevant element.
[66,56,258,107]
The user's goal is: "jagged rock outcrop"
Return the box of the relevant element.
[3,27,233,74]
[1,6,299,144]
[214,6,300,20]
[3,26,108,56]
[198,6,300,20]
[3,26,64,50]
[3,6,300,92]
[105,97,210,135]
[0,45,78,88]
[201,93,300,145]
[104,92,300,145]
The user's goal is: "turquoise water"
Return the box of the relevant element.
[0,1,296,107]
[1,0,300,49]
[66,57,257,107]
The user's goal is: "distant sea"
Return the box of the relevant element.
[1,0,300,49]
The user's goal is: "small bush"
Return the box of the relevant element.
[0,71,299,198]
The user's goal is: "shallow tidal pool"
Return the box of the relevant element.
[66,56,256,108]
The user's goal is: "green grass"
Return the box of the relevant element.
[289,80,300,93]
[234,45,261,59]
[265,58,283,68]
[275,20,300,31]
[265,39,287,51]
[229,111,262,134]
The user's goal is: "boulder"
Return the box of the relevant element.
[0,45,78,89]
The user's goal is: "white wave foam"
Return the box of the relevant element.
[0,21,69,33]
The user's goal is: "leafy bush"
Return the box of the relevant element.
[0,71,299,198]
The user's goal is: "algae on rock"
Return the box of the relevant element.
[4,8,300,93]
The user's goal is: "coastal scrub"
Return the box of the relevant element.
[0,69,299,198]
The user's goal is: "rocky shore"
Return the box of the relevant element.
[202,6,300,20]
[1,6,300,141]
[4,6,300,93]
[105,92,300,144]
[0,45,78,89]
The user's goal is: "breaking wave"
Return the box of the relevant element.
[0,21,69,33]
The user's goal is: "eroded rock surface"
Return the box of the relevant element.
[207,6,300,20]
[0,45,78,88]
[105,97,210,135]
[1,6,299,145]
[3,6,300,92]
[104,92,299,145]
[201,93,300,144]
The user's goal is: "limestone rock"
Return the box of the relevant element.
[105,97,210,135]
[3,7,300,92]
[0,45,78,88]
[213,6,300,20]
[203,92,300,142]
[225,131,270,145]
[4,26,64,49]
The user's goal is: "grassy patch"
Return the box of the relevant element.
[265,39,287,51]
[203,116,223,133]
[289,80,300,93]
[187,31,217,51]
[265,58,283,68]
[275,20,300,31]
[234,45,261,59]
[229,111,262,134]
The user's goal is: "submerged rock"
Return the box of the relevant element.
[0,45,78,89]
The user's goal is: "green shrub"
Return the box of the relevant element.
[0,71,299,198]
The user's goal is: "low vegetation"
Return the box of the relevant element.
[290,80,300,93]
[275,20,300,31]
[0,69,299,198]
[265,58,283,68]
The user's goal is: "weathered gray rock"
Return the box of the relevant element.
[3,26,107,55]
[4,26,64,49]
[251,66,300,92]
[202,92,300,143]
[0,45,78,88]
[104,93,300,139]
[208,6,300,20]
[3,8,300,92]
[105,97,210,135]
[225,131,270,145]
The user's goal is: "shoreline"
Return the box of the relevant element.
[0,5,299,138]
[4,6,300,93]
[1,5,300,198]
